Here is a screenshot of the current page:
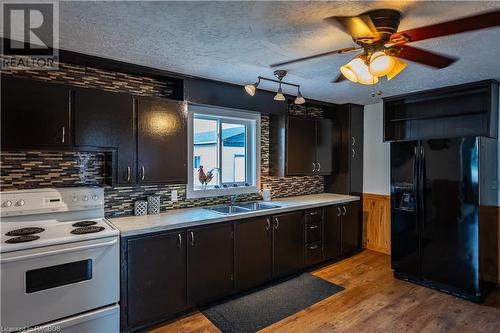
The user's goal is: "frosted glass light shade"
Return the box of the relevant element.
[369,51,395,77]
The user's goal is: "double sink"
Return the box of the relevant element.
[205,202,280,215]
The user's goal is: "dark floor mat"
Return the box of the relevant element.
[202,273,344,333]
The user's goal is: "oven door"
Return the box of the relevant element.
[1,237,119,329]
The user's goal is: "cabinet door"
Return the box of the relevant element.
[234,216,272,291]
[273,211,304,277]
[1,76,70,148]
[324,205,342,260]
[341,201,361,254]
[137,96,187,184]
[187,223,233,306]
[286,116,316,175]
[349,105,364,194]
[127,231,186,330]
[74,88,135,185]
[316,118,334,175]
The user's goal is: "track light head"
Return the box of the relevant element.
[294,89,305,105]
[244,79,260,96]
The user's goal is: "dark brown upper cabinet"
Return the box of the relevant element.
[1,76,71,148]
[324,104,364,196]
[270,115,334,177]
[137,96,187,184]
[384,80,499,142]
[74,88,136,185]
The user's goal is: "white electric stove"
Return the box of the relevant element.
[0,187,120,333]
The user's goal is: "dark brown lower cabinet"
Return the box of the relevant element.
[126,231,186,330]
[187,223,234,306]
[341,200,361,255]
[234,216,272,291]
[272,211,304,277]
[324,205,342,260]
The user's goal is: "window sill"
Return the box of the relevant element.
[186,186,259,199]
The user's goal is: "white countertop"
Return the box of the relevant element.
[109,193,359,237]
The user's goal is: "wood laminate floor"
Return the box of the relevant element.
[146,250,500,333]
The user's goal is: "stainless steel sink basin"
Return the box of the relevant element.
[205,205,251,215]
[236,202,280,211]
[204,202,280,215]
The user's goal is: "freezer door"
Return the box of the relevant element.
[390,141,420,276]
[420,137,480,295]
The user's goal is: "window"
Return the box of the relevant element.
[187,104,260,198]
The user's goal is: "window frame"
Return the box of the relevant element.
[187,103,260,199]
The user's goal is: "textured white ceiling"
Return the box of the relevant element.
[58,1,500,105]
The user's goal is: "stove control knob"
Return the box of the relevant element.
[16,199,25,207]
[3,200,12,207]
[82,195,89,201]
[92,194,99,201]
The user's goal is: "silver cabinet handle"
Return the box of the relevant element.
[274,217,279,229]
[342,206,347,216]
[337,207,341,217]
[266,218,271,231]
[190,231,194,246]
[309,224,319,229]
[312,162,316,172]
[309,211,318,216]
[61,126,65,143]
[317,162,321,172]
[352,136,356,146]
[178,233,182,248]
[309,244,319,250]
[352,149,356,159]
[141,166,145,181]
[126,166,131,182]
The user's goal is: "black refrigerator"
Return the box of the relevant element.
[391,136,498,302]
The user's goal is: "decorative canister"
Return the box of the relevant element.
[147,195,161,215]
[134,200,148,216]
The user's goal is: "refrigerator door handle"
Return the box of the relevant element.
[419,144,425,232]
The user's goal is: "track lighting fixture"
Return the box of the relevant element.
[244,70,306,104]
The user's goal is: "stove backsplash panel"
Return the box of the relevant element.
[0,62,325,218]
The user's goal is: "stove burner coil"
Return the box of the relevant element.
[6,227,45,236]
[5,235,40,243]
[71,226,105,235]
[72,221,98,228]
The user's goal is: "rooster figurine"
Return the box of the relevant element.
[198,166,217,189]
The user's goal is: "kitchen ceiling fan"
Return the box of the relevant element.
[270,8,500,85]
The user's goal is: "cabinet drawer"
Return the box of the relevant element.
[305,222,322,244]
[305,209,322,223]
[305,242,322,266]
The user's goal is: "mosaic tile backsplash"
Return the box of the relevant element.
[0,61,325,217]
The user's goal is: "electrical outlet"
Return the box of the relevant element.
[171,190,178,202]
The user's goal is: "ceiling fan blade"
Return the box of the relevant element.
[391,45,457,68]
[391,8,500,43]
[331,73,346,83]
[269,47,361,68]
[325,15,380,41]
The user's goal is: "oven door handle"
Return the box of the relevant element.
[0,238,118,264]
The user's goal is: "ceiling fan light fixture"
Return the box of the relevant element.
[274,86,286,101]
[386,57,407,80]
[369,51,395,77]
[340,64,358,83]
[295,89,305,105]
[344,58,378,85]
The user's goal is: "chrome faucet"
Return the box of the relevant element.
[230,194,240,205]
